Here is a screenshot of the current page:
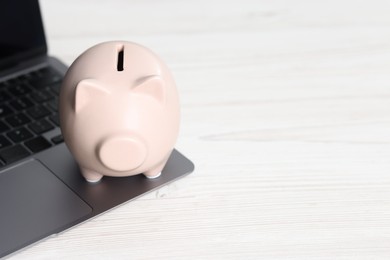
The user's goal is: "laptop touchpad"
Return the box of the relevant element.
[0,159,92,256]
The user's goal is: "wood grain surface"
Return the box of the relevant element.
[10,0,390,259]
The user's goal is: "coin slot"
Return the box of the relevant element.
[117,45,124,71]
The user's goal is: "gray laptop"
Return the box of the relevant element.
[0,0,194,257]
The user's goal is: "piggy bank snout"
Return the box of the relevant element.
[98,136,147,172]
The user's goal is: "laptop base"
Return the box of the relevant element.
[0,142,194,258]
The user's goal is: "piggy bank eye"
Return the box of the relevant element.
[74,79,110,113]
[132,75,165,104]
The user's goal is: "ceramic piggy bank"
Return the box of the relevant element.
[59,41,180,182]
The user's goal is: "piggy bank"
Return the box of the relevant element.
[59,41,180,182]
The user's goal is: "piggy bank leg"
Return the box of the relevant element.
[143,157,169,179]
[81,167,103,183]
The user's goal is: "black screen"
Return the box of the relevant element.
[0,0,47,67]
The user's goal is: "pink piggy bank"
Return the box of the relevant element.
[59,41,180,182]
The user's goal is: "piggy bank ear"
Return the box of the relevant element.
[74,79,110,113]
[133,76,165,104]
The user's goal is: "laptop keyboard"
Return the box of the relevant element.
[0,66,64,166]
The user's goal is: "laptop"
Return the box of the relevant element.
[0,0,194,257]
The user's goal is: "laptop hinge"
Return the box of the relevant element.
[0,54,49,80]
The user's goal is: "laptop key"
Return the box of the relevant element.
[5,113,31,127]
[30,89,54,102]
[0,81,9,88]
[28,119,54,134]
[0,91,11,103]
[0,104,13,117]
[51,134,64,144]
[24,136,51,153]
[0,121,10,132]
[6,77,22,86]
[24,70,42,82]
[26,105,51,119]
[50,82,62,95]
[49,114,60,126]
[7,127,33,143]
[10,97,35,111]
[29,75,61,89]
[47,99,58,112]
[0,135,12,149]
[0,144,31,164]
[8,83,32,96]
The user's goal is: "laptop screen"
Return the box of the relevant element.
[0,0,47,68]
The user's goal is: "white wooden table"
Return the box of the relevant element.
[11,0,390,259]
